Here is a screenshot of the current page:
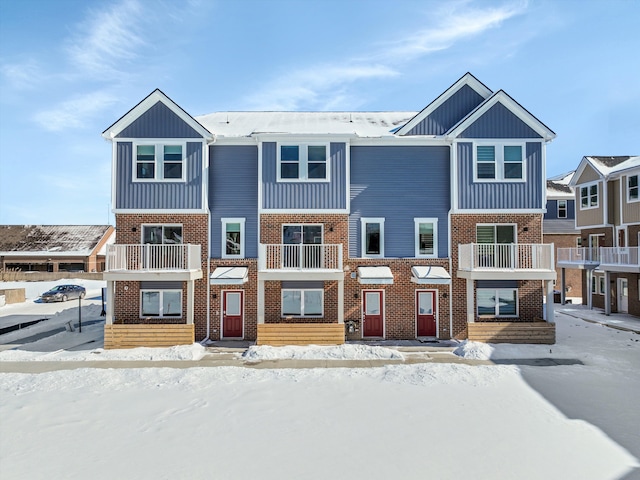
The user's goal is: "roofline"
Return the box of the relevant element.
[102,89,213,141]
[395,72,493,136]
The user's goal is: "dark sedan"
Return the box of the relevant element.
[41,285,86,303]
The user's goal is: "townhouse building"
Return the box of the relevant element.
[101,73,557,348]
[557,156,640,316]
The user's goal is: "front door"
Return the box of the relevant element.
[222,291,243,338]
[617,279,629,313]
[416,290,437,337]
[362,290,384,337]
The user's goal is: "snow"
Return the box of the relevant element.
[1,281,639,479]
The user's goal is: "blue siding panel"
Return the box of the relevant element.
[544,199,576,220]
[209,145,259,258]
[262,142,347,210]
[457,142,543,210]
[116,142,203,209]
[117,102,202,138]
[406,85,484,136]
[349,146,450,258]
[459,102,542,139]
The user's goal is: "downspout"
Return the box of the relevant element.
[203,136,216,343]
[448,138,455,339]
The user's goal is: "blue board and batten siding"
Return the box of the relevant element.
[349,146,450,258]
[458,103,542,139]
[209,145,259,258]
[262,142,347,210]
[116,102,202,138]
[544,199,575,220]
[405,85,485,136]
[115,142,203,209]
[457,142,543,210]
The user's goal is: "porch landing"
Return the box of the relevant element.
[467,321,555,344]
[257,323,345,346]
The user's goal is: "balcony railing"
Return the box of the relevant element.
[599,246,639,269]
[259,244,342,271]
[106,244,202,272]
[458,243,554,271]
[556,247,600,265]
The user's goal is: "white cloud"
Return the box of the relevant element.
[33,91,118,131]
[0,60,42,90]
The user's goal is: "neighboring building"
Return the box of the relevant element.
[543,172,582,302]
[101,73,558,349]
[0,225,115,273]
[557,156,640,316]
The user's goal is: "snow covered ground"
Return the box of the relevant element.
[1,281,639,479]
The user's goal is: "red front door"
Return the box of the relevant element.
[222,291,243,338]
[416,291,436,337]
[362,290,384,337]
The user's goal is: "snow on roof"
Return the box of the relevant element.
[0,225,114,256]
[547,170,574,184]
[546,180,573,197]
[194,111,417,138]
[586,156,640,176]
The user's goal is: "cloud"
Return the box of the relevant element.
[33,91,118,131]
[0,61,42,90]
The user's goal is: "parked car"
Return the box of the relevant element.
[41,285,86,302]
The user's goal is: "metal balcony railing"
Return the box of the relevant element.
[556,247,600,265]
[458,243,554,271]
[259,244,342,271]
[599,246,639,268]
[106,244,202,272]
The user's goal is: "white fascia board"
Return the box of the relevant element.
[451,208,546,214]
[350,137,449,146]
[259,208,350,214]
[445,91,556,142]
[604,164,640,180]
[113,208,209,214]
[395,73,493,136]
[569,157,604,187]
[0,251,90,257]
[253,133,355,143]
[102,89,213,141]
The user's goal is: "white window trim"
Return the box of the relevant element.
[281,289,324,318]
[276,143,330,183]
[477,288,519,318]
[476,223,518,244]
[361,217,385,258]
[579,182,599,210]
[627,174,639,203]
[557,199,568,219]
[140,224,183,244]
[221,218,245,259]
[473,141,526,183]
[598,276,606,295]
[140,289,182,318]
[133,140,187,183]
[414,218,438,258]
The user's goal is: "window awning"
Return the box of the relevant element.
[210,267,249,285]
[411,266,451,285]
[357,266,393,285]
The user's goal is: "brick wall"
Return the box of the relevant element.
[544,232,582,299]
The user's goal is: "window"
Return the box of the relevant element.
[477,288,518,317]
[141,290,182,317]
[476,224,516,244]
[474,143,525,181]
[361,218,384,257]
[599,276,605,295]
[282,224,323,268]
[580,183,599,209]
[278,144,328,181]
[142,225,183,244]
[282,289,323,317]
[628,175,639,202]
[135,142,186,181]
[557,200,567,218]
[476,224,516,268]
[415,218,438,257]
[222,218,245,258]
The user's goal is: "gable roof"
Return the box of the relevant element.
[445,90,556,142]
[570,156,640,186]
[102,89,213,141]
[546,180,573,197]
[395,72,492,136]
[0,225,114,256]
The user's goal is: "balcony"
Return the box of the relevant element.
[556,247,600,269]
[599,247,639,273]
[258,243,343,280]
[458,243,556,280]
[104,244,203,281]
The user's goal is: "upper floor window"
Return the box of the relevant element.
[278,144,329,182]
[142,225,183,244]
[474,143,525,182]
[135,142,186,182]
[580,183,599,209]
[415,218,438,257]
[628,174,639,202]
[361,218,384,258]
[222,218,245,258]
[557,200,567,218]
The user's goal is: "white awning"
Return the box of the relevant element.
[411,266,451,285]
[357,266,394,285]
[210,267,249,285]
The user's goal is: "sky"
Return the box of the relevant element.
[0,0,638,225]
